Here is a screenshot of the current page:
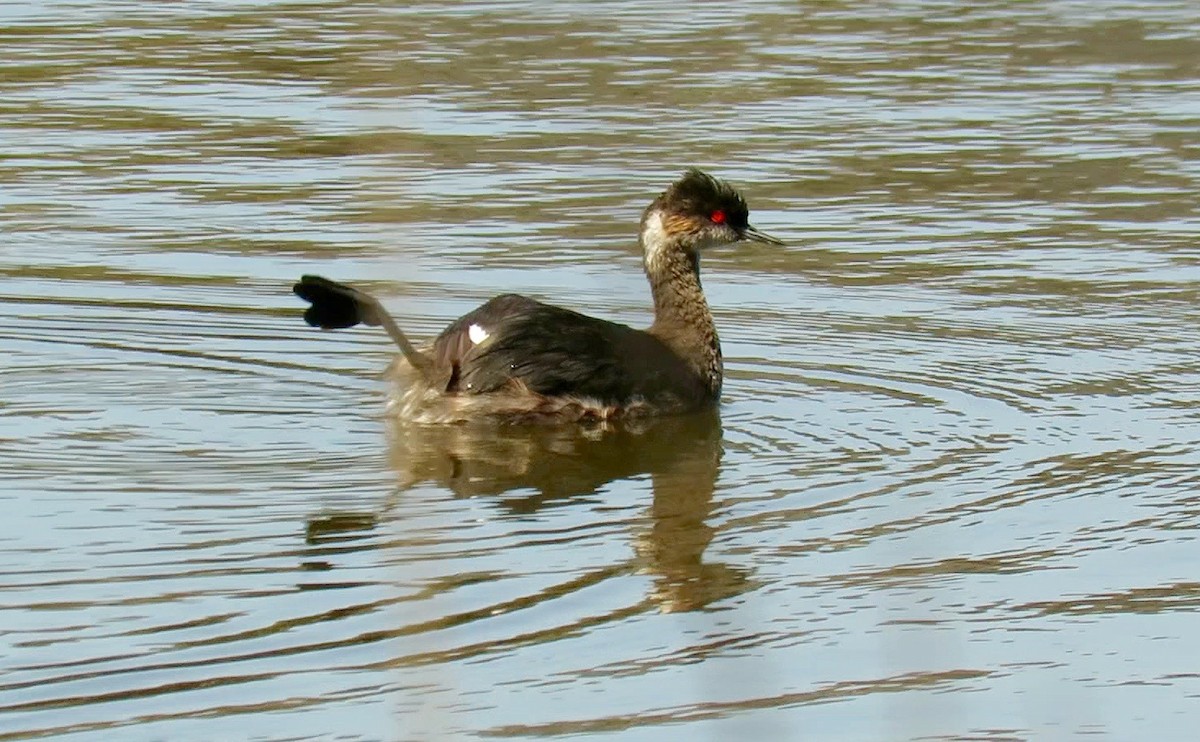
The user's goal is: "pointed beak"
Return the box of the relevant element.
[741,224,784,245]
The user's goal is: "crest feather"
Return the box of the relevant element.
[652,168,750,230]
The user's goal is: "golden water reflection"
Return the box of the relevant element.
[386,411,749,612]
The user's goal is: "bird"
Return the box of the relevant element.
[293,168,782,423]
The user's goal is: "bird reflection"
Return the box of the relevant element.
[385,410,750,612]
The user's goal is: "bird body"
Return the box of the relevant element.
[294,169,781,423]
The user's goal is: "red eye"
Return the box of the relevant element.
[710,209,726,224]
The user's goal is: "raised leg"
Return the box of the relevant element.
[293,275,433,379]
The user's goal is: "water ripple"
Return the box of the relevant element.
[4,0,1200,739]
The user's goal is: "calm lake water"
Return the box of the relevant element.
[3,1,1199,740]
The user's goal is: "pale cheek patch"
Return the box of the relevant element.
[641,210,671,271]
[467,323,490,345]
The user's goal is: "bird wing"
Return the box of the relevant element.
[430,295,694,405]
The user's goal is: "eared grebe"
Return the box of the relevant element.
[294,169,782,423]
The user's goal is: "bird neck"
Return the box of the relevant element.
[640,211,722,395]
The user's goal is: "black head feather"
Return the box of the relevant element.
[653,168,751,231]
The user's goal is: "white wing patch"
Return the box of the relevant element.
[467,323,490,345]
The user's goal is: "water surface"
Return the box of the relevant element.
[3,1,1200,740]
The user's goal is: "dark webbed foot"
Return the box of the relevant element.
[293,275,382,329]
